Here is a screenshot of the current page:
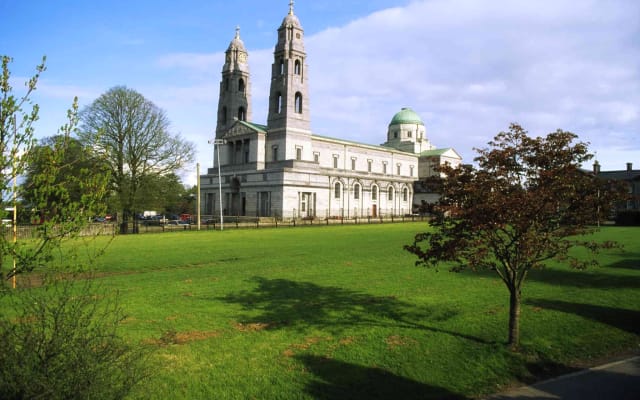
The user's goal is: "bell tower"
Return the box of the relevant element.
[216,27,252,138]
[267,1,311,135]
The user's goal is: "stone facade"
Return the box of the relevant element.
[200,4,461,220]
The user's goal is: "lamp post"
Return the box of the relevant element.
[196,162,201,231]
[209,138,226,231]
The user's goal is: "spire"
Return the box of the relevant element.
[235,25,240,39]
[289,0,294,15]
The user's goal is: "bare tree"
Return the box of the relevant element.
[79,86,195,232]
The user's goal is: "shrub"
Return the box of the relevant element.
[0,275,149,400]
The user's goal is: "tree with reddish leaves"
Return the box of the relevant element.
[405,123,626,351]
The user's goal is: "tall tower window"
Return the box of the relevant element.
[353,184,360,200]
[334,182,341,199]
[279,59,285,75]
[239,78,245,93]
[238,107,246,121]
[276,92,282,113]
[294,60,301,75]
[221,106,227,124]
[295,92,303,114]
[388,187,394,201]
[225,78,230,91]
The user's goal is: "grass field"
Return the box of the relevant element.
[32,223,640,398]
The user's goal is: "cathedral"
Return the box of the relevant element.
[199,2,461,220]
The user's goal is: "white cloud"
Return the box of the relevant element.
[157,0,640,184]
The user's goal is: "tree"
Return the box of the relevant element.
[1,56,147,398]
[134,172,189,214]
[405,124,625,351]
[1,55,42,264]
[79,86,196,233]
[22,135,111,221]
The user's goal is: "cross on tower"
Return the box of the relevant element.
[289,0,294,15]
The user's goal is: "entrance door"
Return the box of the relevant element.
[300,192,315,218]
[372,204,377,218]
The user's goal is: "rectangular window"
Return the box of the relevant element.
[367,159,372,172]
[235,141,242,165]
[383,162,387,174]
[296,146,302,161]
[397,164,401,175]
[410,165,414,177]
[314,152,319,163]
[272,146,278,161]
[351,158,356,171]
[408,131,412,138]
[333,155,339,169]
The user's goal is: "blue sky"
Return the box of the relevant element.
[2,0,639,185]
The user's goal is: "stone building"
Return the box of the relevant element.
[200,3,461,220]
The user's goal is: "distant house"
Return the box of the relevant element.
[592,161,640,212]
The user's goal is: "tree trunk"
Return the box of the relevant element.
[508,287,521,351]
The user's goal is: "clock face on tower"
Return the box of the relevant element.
[238,53,247,63]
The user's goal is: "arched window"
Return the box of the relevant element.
[403,188,409,202]
[238,78,245,92]
[353,184,360,200]
[276,92,282,114]
[388,187,394,201]
[294,60,301,75]
[372,185,378,201]
[295,92,303,114]
[221,106,227,124]
[238,107,246,121]
[334,182,341,199]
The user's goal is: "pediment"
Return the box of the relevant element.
[222,121,265,139]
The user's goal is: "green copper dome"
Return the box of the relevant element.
[389,107,424,126]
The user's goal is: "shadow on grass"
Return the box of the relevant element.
[526,298,640,335]
[219,277,493,344]
[605,256,640,270]
[297,354,468,400]
[525,268,640,290]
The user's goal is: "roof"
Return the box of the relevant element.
[419,148,461,159]
[389,107,424,126]
[312,133,415,155]
[227,27,246,53]
[596,170,640,181]
[239,120,268,133]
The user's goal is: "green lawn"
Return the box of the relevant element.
[53,224,640,398]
